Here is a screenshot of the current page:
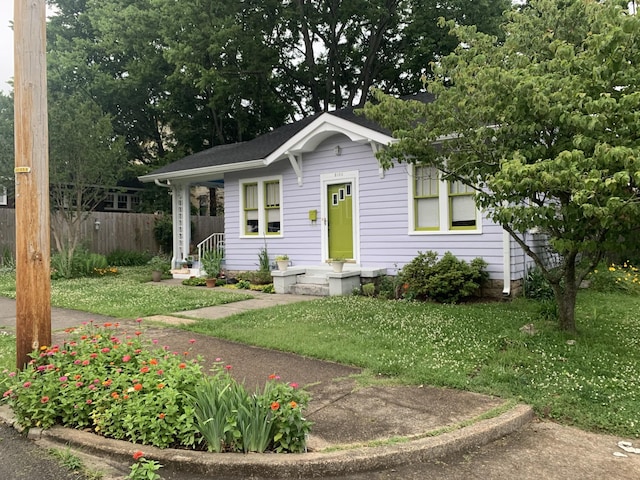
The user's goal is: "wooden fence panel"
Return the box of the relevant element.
[0,208,223,257]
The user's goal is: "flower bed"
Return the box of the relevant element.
[1,321,310,453]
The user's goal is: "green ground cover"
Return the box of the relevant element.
[180,292,640,438]
[0,267,252,318]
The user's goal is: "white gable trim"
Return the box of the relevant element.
[265,113,394,165]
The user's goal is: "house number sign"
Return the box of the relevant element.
[15,167,31,173]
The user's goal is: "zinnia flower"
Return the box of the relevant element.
[41,396,49,404]
[270,401,280,411]
[122,355,131,362]
[132,451,144,461]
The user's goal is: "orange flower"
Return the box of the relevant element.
[157,383,165,389]
[132,451,144,461]
[158,413,165,419]
[149,358,158,365]
[270,401,280,411]
[139,366,150,374]
[111,392,119,399]
[134,383,143,391]
[178,363,186,369]
[289,401,298,409]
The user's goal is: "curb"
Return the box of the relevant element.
[11,404,534,478]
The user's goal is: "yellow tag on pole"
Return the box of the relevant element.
[14,166,32,173]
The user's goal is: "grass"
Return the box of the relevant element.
[0,267,252,317]
[179,292,640,438]
[1,265,639,438]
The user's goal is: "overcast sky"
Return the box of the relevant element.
[0,3,13,94]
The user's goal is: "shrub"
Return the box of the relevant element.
[107,249,153,267]
[51,248,113,279]
[1,322,312,453]
[377,275,403,300]
[589,262,640,294]
[400,251,487,303]
[361,283,376,297]
[523,266,555,300]
[237,270,272,285]
[2,322,203,448]
[182,277,207,287]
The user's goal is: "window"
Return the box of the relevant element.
[103,192,141,212]
[244,183,259,234]
[414,166,439,230]
[0,186,6,206]
[241,178,282,236]
[412,166,478,233]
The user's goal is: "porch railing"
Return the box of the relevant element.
[196,233,225,268]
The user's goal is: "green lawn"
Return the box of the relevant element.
[179,292,640,438]
[0,267,252,318]
[1,266,638,438]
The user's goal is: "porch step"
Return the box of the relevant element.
[289,283,330,296]
[296,274,329,285]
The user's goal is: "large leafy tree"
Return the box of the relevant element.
[364,0,640,332]
[48,94,128,256]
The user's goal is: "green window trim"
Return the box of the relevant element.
[241,178,282,237]
[414,166,440,231]
[244,183,259,235]
[448,181,477,230]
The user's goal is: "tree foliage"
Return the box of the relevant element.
[48,94,128,255]
[363,0,640,331]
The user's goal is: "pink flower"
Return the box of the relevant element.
[23,381,31,388]
[3,390,12,398]
[122,355,131,362]
[189,339,196,344]
[59,376,68,382]
[152,339,159,344]
[136,318,143,324]
[290,382,299,389]
[41,396,49,404]
[75,382,83,387]
[101,347,110,354]
[215,357,221,362]
[86,399,92,404]
[156,370,164,375]
[88,385,96,391]
[225,365,232,371]
[8,372,15,378]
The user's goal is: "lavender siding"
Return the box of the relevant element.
[223,134,508,279]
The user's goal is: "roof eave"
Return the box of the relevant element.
[138,159,266,184]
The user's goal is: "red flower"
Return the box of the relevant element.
[270,401,280,411]
[41,396,49,404]
[134,383,143,391]
[132,451,144,461]
[139,366,150,374]
[178,363,186,369]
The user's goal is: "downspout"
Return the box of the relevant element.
[502,229,511,296]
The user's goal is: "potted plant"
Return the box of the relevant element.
[329,257,346,273]
[201,249,224,287]
[148,255,170,282]
[275,254,289,271]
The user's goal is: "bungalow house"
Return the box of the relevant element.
[139,93,536,297]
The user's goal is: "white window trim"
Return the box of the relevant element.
[239,175,283,238]
[408,166,482,235]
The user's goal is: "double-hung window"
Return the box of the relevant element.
[241,177,282,236]
[0,186,7,206]
[412,165,479,233]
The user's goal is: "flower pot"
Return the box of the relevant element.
[331,261,344,273]
[277,260,289,271]
[206,278,217,288]
[151,270,163,282]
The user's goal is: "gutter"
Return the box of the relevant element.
[502,230,511,296]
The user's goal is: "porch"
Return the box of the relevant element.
[271,265,387,296]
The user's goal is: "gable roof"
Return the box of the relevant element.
[139,93,433,183]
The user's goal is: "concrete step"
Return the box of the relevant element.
[297,274,329,285]
[289,283,330,296]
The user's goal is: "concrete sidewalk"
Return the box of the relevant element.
[0,288,638,479]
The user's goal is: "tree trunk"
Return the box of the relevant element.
[554,254,578,333]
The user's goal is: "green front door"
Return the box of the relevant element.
[327,183,353,259]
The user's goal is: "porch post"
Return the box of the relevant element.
[171,182,191,269]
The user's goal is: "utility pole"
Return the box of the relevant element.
[14,0,51,369]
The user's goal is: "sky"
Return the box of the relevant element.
[0,3,13,94]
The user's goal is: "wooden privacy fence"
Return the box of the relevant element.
[0,209,223,256]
